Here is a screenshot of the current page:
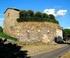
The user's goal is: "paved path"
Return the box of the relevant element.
[31,45,70,58]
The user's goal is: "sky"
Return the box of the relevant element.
[0,0,70,29]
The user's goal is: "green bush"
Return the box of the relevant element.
[0,32,17,41]
[17,10,59,24]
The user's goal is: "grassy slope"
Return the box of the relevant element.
[0,32,17,41]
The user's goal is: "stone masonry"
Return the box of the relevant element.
[3,8,63,44]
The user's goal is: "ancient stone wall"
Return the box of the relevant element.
[3,9,63,44]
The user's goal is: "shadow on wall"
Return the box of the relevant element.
[54,36,64,44]
[54,36,70,45]
[0,39,30,58]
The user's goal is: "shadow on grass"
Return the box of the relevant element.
[0,39,30,58]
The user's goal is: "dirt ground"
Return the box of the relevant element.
[60,51,70,58]
[17,42,66,56]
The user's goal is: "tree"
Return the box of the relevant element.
[63,29,70,40]
[63,29,70,34]
[27,10,34,17]
[55,20,59,24]
[49,14,55,20]
[17,10,59,24]
[26,10,34,21]
[34,12,42,18]
[42,13,49,21]
[0,26,3,32]
[48,14,59,24]
[19,10,27,21]
[42,13,49,18]
[17,18,24,22]
[34,12,42,21]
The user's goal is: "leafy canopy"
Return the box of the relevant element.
[17,10,59,24]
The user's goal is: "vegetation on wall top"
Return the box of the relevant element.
[17,10,59,24]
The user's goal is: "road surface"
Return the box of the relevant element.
[31,45,70,58]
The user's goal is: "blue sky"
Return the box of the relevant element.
[0,0,70,29]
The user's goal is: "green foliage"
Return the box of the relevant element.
[55,20,59,24]
[34,12,42,21]
[63,29,70,35]
[63,29,70,40]
[42,13,49,18]
[27,10,34,17]
[0,26,3,32]
[17,10,59,24]
[0,32,17,41]
[34,12,42,18]
[0,26,17,41]
[19,10,27,19]
[49,14,55,19]
[17,18,24,22]
[48,14,59,24]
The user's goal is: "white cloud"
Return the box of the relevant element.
[43,9,67,17]
[43,9,56,16]
[56,10,67,16]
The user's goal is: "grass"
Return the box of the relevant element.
[0,32,17,41]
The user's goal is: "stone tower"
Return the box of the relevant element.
[4,8,20,36]
[3,8,63,44]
